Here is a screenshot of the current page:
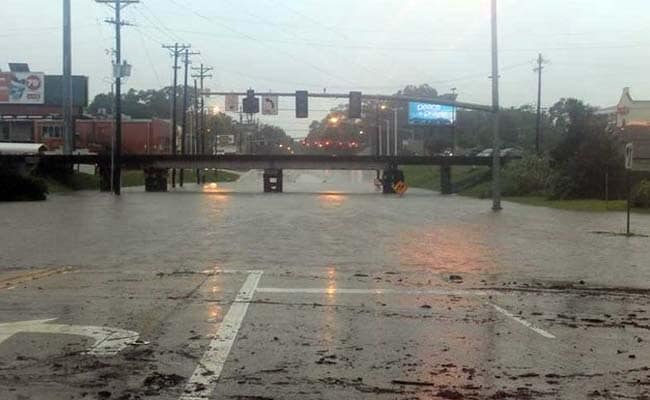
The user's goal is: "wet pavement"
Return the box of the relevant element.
[1,170,650,399]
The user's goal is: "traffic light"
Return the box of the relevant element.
[349,91,362,118]
[295,90,308,118]
[243,89,259,114]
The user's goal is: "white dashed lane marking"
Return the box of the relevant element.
[255,286,556,339]
[491,303,556,339]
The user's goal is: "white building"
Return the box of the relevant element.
[599,88,650,128]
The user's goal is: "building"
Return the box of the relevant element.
[1,63,173,155]
[599,88,650,159]
[0,63,88,143]
[598,87,650,128]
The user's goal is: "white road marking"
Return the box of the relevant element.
[256,287,488,297]
[180,271,263,400]
[491,304,556,339]
[256,287,555,339]
[0,318,140,355]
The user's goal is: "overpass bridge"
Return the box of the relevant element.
[3,153,511,194]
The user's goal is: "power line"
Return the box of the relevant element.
[224,0,382,78]
[137,2,186,44]
[163,0,355,86]
[133,25,163,86]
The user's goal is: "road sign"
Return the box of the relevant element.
[225,94,239,112]
[262,95,279,115]
[625,142,634,170]
[0,318,139,356]
[392,181,408,196]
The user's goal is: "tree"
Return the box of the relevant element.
[87,87,196,120]
[548,98,625,199]
[87,93,114,115]
[395,84,438,98]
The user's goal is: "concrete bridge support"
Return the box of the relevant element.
[440,164,452,195]
[144,168,168,192]
[263,169,283,193]
[381,168,405,194]
[98,164,112,192]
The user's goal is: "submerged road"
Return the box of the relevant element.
[1,170,650,399]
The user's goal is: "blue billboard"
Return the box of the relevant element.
[408,102,456,126]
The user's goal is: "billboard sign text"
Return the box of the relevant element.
[0,72,45,104]
[408,102,455,126]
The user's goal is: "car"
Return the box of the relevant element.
[500,147,522,157]
[477,148,493,157]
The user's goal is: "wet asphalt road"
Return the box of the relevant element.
[1,170,650,400]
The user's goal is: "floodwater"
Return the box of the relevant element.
[1,170,650,399]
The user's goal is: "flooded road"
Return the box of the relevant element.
[1,170,650,399]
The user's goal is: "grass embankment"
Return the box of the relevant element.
[402,165,649,213]
[45,169,240,193]
[402,165,490,192]
[505,197,650,213]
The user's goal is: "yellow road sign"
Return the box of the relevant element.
[393,181,408,195]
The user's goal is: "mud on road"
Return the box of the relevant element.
[1,171,650,399]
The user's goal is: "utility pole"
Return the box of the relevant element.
[163,43,191,188]
[490,0,502,211]
[191,64,213,156]
[96,0,139,196]
[534,53,548,155]
[62,0,73,155]
[384,119,390,156]
[393,108,398,156]
[194,79,199,156]
[179,48,200,187]
[194,78,200,184]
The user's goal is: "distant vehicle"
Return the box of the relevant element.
[500,147,523,157]
[477,148,522,157]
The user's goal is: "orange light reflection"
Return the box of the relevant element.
[398,225,498,274]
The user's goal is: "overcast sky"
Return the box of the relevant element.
[2,0,650,136]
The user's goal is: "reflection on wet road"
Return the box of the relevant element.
[1,169,649,399]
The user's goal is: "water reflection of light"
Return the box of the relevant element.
[206,274,223,324]
[326,265,337,299]
[398,225,498,274]
[202,183,233,198]
[322,265,337,346]
[319,193,346,206]
[208,304,222,321]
